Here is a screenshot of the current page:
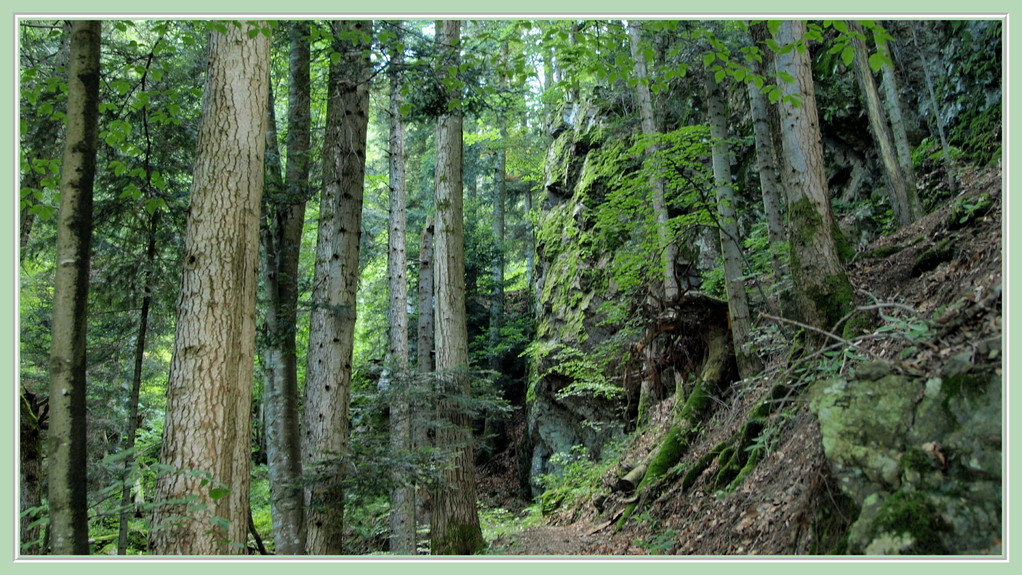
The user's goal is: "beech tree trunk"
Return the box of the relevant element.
[430,19,485,556]
[150,21,269,555]
[746,22,790,299]
[773,20,854,340]
[875,27,917,197]
[848,21,922,226]
[626,20,679,302]
[301,20,371,556]
[47,19,100,556]
[259,21,310,556]
[386,26,416,555]
[704,69,762,378]
[910,22,957,193]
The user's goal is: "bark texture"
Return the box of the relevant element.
[260,21,310,556]
[704,69,762,379]
[849,21,922,226]
[150,21,269,555]
[773,20,854,340]
[47,19,100,556]
[386,27,416,555]
[302,20,371,556]
[430,19,486,556]
[746,22,790,299]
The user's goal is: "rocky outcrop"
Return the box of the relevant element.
[525,100,630,496]
[809,356,1002,555]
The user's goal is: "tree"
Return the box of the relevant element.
[626,20,679,303]
[773,20,854,340]
[745,21,790,305]
[704,67,762,378]
[149,21,269,555]
[385,23,416,555]
[874,24,917,199]
[47,19,100,555]
[848,20,922,226]
[260,21,310,555]
[301,19,371,555]
[430,19,486,556]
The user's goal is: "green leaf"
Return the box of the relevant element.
[767,20,782,36]
[868,52,886,72]
[703,52,716,67]
[715,69,726,84]
[841,45,855,67]
[209,487,230,502]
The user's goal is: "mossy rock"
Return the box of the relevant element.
[866,491,951,555]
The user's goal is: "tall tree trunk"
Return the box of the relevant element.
[430,19,485,556]
[848,20,922,226]
[416,216,435,529]
[386,26,416,555]
[301,20,371,556]
[260,21,310,556]
[626,20,679,303]
[910,22,958,194]
[875,26,917,199]
[117,209,158,555]
[746,22,790,302]
[150,21,269,555]
[773,20,854,341]
[20,387,45,554]
[489,42,510,378]
[704,69,762,379]
[47,19,100,555]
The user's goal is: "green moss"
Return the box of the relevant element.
[871,491,950,555]
[726,446,762,491]
[806,270,855,335]
[900,446,936,474]
[912,239,954,276]
[862,244,905,259]
[432,522,486,555]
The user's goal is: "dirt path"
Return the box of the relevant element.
[490,524,612,556]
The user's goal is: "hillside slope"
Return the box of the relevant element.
[492,165,1003,556]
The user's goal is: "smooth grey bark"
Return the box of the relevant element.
[704,69,762,379]
[773,20,854,339]
[848,20,922,226]
[910,22,958,194]
[302,20,371,556]
[430,19,485,556]
[259,21,310,556]
[746,22,790,296]
[150,21,269,555]
[47,19,100,556]
[386,26,416,555]
[626,20,679,302]
[875,28,917,198]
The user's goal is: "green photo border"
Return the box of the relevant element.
[4,2,1016,574]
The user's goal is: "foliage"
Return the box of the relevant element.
[536,442,622,516]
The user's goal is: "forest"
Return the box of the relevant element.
[16,17,1004,557]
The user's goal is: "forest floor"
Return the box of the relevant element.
[481,165,1003,557]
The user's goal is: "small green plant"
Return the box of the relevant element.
[537,443,623,517]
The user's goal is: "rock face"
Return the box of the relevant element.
[809,356,1002,555]
[525,100,629,496]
